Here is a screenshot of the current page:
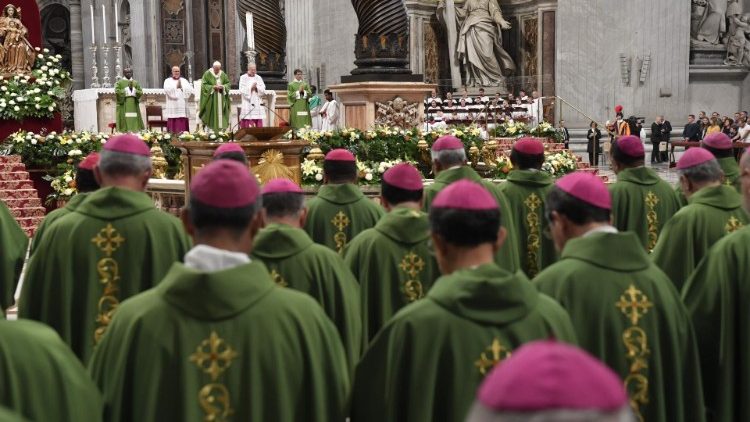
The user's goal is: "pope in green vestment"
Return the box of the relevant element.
[114,69,145,132]
[252,222,362,371]
[288,70,312,129]
[0,319,103,421]
[20,187,192,363]
[0,200,27,314]
[199,65,231,132]
[652,185,749,291]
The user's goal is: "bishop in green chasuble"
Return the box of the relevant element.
[0,199,27,314]
[252,179,362,371]
[351,180,577,422]
[20,136,192,364]
[303,149,384,252]
[287,69,312,129]
[343,164,439,342]
[608,137,681,251]
[199,62,231,132]
[652,148,749,291]
[114,68,145,132]
[90,160,349,422]
[533,173,705,422]
[423,136,520,273]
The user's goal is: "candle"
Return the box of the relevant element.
[102,5,107,41]
[90,5,95,44]
[246,12,255,51]
[114,1,119,43]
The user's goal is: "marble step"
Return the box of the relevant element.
[0,189,39,200]
[2,198,42,209]
[0,180,34,190]
[0,155,22,164]
[8,207,45,219]
[0,171,30,181]
[0,163,27,172]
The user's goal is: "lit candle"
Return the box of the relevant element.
[246,12,255,51]
[102,5,107,41]
[90,4,95,44]
[114,1,119,43]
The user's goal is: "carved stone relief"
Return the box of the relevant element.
[374,97,420,129]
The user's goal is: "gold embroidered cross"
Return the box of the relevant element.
[91,224,126,257]
[474,338,512,375]
[725,216,744,233]
[524,193,541,211]
[399,252,425,280]
[331,211,350,232]
[644,192,659,208]
[269,269,288,288]
[190,331,239,382]
[616,285,653,326]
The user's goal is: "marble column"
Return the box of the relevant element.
[225,0,238,83]
[284,0,314,81]
[70,0,85,90]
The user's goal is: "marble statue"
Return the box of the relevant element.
[691,0,728,45]
[438,0,516,88]
[0,4,35,75]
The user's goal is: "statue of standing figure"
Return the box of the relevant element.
[438,0,516,88]
[0,4,35,75]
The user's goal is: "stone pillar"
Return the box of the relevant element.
[404,0,437,76]
[285,0,314,81]
[225,0,238,83]
[70,0,85,90]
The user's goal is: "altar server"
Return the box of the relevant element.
[652,148,749,291]
[351,180,576,422]
[114,68,145,132]
[199,61,231,132]
[303,149,384,253]
[238,63,266,128]
[533,172,705,422]
[252,178,362,371]
[343,163,439,342]
[288,68,312,129]
[90,160,349,422]
[682,151,750,422]
[0,189,27,314]
[20,134,191,363]
[423,135,520,273]
[320,89,340,131]
[609,135,681,251]
[163,66,193,134]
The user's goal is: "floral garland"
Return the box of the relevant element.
[301,158,414,186]
[0,48,70,120]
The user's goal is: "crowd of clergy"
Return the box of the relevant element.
[424,88,543,126]
[0,127,749,422]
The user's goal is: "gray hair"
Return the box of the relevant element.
[465,403,636,422]
[431,148,467,167]
[98,150,152,177]
[678,159,723,184]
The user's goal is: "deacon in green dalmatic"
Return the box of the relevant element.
[423,135,520,273]
[497,138,556,277]
[287,68,312,129]
[21,134,192,364]
[114,68,145,132]
[30,152,100,255]
[533,172,705,422]
[682,152,750,422]
[343,163,439,342]
[608,136,680,251]
[351,180,577,422]
[652,147,749,291]
[90,160,349,422]
[252,178,362,370]
[199,61,231,132]
[0,196,27,315]
[304,149,384,252]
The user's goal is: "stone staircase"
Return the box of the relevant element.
[0,156,45,237]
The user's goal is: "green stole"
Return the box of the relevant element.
[114,78,145,132]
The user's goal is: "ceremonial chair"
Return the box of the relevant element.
[146,106,168,132]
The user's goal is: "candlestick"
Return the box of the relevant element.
[113,43,122,79]
[101,44,111,87]
[90,5,95,44]
[102,5,107,41]
[185,51,194,83]
[114,1,119,43]
[90,44,100,88]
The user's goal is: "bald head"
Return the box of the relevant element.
[212,61,222,72]
[247,63,257,76]
[171,66,180,79]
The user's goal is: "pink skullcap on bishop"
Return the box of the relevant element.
[262,178,303,194]
[191,160,260,208]
[617,135,645,157]
[513,138,545,155]
[556,172,611,210]
[432,179,497,210]
[703,132,733,150]
[677,147,716,170]
[213,143,244,157]
[383,163,423,191]
[78,152,99,170]
[325,149,356,162]
[103,133,150,156]
[477,340,628,412]
[431,135,464,151]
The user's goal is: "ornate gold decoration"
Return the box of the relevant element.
[399,251,426,302]
[190,331,238,421]
[616,284,652,421]
[0,5,36,75]
[252,149,294,184]
[307,144,325,161]
[151,145,168,179]
[269,269,288,287]
[725,216,744,234]
[91,224,126,344]
[616,285,653,326]
[374,97,419,129]
[331,211,350,253]
[475,338,512,375]
[524,193,542,277]
[644,192,660,252]
[163,0,185,16]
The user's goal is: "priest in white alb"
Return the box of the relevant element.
[163,66,193,134]
[239,63,266,128]
[320,89,340,131]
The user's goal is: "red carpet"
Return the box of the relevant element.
[0,155,45,237]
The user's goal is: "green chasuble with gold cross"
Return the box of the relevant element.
[0,319,103,421]
[199,70,231,132]
[89,261,350,422]
[609,166,682,251]
[497,169,556,277]
[251,223,362,371]
[29,192,89,256]
[351,263,577,422]
[675,156,742,206]
[423,165,521,273]
[287,80,312,129]
[342,206,440,343]
[533,231,705,422]
[683,226,750,422]
[19,187,192,364]
[0,199,27,314]
[652,185,749,291]
[114,78,145,132]
[304,183,385,253]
